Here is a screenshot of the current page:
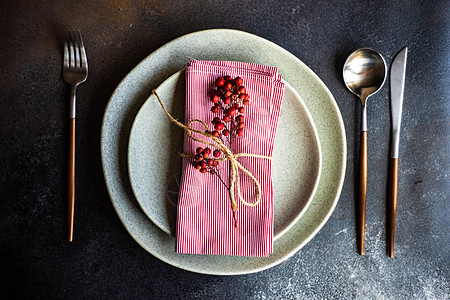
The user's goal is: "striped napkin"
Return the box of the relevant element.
[176,60,284,257]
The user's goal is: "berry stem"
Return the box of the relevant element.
[213,169,229,191]
[232,209,239,229]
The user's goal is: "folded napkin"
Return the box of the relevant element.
[176,60,284,257]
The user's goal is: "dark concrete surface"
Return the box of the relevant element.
[1,0,448,299]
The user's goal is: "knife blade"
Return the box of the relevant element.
[389,47,408,257]
[391,47,408,158]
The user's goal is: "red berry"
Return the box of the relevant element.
[213,161,219,167]
[236,115,244,122]
[224,90,232,97]
[223,97,231,104]
[212,117,221,124]
[234,103,240,109]
[244,94,250,100]
[200,168,208,173]
[215,77,225,87]
[203,147,211,155]
[225,82,233,90]
[212,130,220,137]
[238,107,245,113]
[222,129,229,136]
[243,99,249,106]
[228,107,236,116]
[211,106,219,113]
[237,122,244,129]
[207,159,214,166]
[196,147,204,154]
[213,149,221,157]
[200,161,207,168]
[211,95,220,103]
[224,75,232,81]
[237,129,244,136]
[223,115,230,122]
[194,154,203,161]
[235,77,243,85]
[239,93,246,100]
[238,86,246,94]
[195,163,202,170]
[215,122,224,131]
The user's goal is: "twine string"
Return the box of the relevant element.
[152,90,272,211]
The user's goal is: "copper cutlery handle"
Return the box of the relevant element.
[389,157,398,257]
[359,131,367,255]
[68,118,75,242]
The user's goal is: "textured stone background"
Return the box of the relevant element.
[1,0,448,299]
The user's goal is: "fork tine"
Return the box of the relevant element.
[77,30,88,70]
[69,31,75,68]
[70,31,80,68]
[72,31,81,68]
[63,33,69,69]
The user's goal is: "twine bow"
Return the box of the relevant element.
[152,90,272,213]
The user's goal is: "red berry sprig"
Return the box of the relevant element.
[192,146,225,176]
[191,76,250,228]
[192,75,250,188]
[208,75,250,143]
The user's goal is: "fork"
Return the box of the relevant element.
[62,30,88,242]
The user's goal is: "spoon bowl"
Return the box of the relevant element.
[343,48,386,105]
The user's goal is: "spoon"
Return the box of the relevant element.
[343,48,386,255]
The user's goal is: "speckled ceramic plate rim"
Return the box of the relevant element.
[101,29,347,275]
[127,70,322,240]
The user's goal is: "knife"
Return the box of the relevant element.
[389,47,408,257]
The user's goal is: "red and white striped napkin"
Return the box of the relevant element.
[176,60,284,257]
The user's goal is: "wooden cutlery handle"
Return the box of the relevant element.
[68,118,75,242]
[389,157,398,257]
[358,131,367,255]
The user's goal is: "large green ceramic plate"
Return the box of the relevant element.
[101,29,346,275]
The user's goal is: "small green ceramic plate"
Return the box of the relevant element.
[101,29,346,275]
[127,70,322,241]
